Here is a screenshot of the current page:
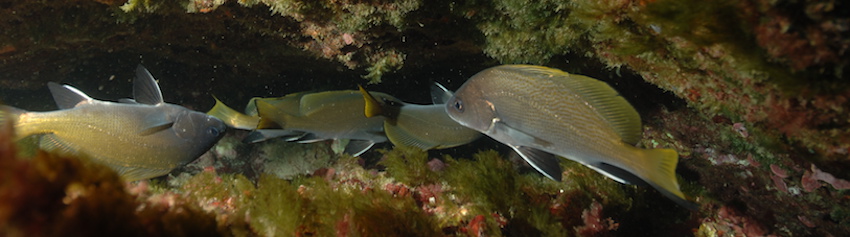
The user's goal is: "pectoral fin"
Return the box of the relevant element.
[138,122,174,136]
[492,120,553,148]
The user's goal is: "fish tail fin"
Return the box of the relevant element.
[641,148,699,210]
[358,85,383,118]
[0,105,27,138]
[255,100,284,129]
[206,96,259,130]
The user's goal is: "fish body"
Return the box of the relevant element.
[1,65,226,181]
[445,65,696,209]
[360,85,481,150]
[245,90,395,156]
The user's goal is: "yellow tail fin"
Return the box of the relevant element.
[206,97,259,130]
[641,148,698,210]
[358,85,383,118]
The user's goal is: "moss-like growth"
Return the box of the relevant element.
[247,174,303,236]
[179,169,255,235]
[378,147,440,186]
[443,150,568,235]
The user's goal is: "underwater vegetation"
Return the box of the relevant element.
[0,0,848,236]
[0,116,694,236]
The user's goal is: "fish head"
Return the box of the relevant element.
[172,110,227,143]
[445,83,496,133]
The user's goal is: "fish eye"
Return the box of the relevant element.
[208,127,221,137]
[452,99,464,112]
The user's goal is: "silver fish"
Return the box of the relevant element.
[0,65,226,181]
[360,84,481,150]
[445,64,696,209]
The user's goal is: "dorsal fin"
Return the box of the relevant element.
[430,82,453,104]
[508,65,643,145]
[134,65,164,105]
[47,82,93,109]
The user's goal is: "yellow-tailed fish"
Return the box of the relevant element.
[360,85,481,150]
[207,92,310,129]
[0,65,226,181]
[445,64,697,210]
[246,90,397,156]
[207,96,259,130]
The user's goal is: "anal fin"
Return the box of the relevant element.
[512,146,562,181]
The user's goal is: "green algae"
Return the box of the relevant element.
[440,150,579,235]
[453,0,576,64]
[247,174,303,236]
[302,176,441,236]
[179,170,255,236]
[378,147,440,186]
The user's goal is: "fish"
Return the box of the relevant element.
[444,64,697,209]
[360,84,481,150]
[243,90,398,156]
[0,65,226,181]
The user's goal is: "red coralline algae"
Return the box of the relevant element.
[770,164,788,178]
[801,170,822,192]
[716,206,768,237]
[574,201,618,236]
[809,164,850,190]
[801,164,850,192]
[427,158,446,172]
[464,214,487,237]
[771,175,789,193]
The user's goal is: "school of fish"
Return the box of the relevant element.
[1,63,695,209]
